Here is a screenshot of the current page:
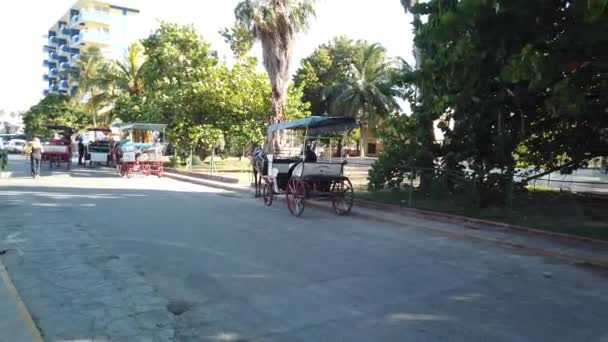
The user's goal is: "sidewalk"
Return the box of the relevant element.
[0,260,42,342]
[165,170,608,268]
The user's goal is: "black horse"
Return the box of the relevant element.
[246,142,267,197]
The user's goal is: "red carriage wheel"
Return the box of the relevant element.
[331,179,354,215]
[286,178,306,217]
[262,181,273,206]
[143,164,151,176]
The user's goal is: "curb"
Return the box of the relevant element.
[0,258,44,342]
[164,172,252,194]
[165,168,240,184]
[304,201,608,269]
[165,172,608,268]
[355,199,608,247]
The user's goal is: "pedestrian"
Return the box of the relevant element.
[0,138,7,170]
[78,138,85,166]
[29,137,43,179]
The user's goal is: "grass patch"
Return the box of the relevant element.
[168,157,251,172]
[358,189,608,241]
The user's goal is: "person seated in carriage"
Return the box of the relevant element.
[304,143,317,162]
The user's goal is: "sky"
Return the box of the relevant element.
[0,0,414,113]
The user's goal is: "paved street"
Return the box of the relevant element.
[1,155,608,341]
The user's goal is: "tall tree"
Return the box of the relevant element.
[23,94,90,136]
[400,0,421,67]
[115,42,146,96]
[76,46,112,126]
[232,0,316,150]
[370,0,608,199]
[293,36,368,115]
[329,43,400,157]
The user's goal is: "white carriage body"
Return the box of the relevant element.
[90,152,107,162]
[291,161,343,178]
[122,151,136,162]
[44,145,69,153]
[146,152,163,162]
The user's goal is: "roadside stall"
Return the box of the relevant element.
[42,125,73,170]
[117,123,166,178]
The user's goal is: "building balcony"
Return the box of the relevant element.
[59,62,72,71]
[50,84,60,92]
[72,31,111,47]
[43,60,57,68]
[43,45,56,53]
[49,68,59,78]
[59,26,73,37]
[48,36,58,46]
[71,9,112,27]
[57,44,71,56]
[59,80,70,90]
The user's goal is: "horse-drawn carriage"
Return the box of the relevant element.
[42,125,73,170]
[116,123,166,178]
[84,127,113,167]
[251,116,357,217]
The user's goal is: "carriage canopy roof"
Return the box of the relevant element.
[44,125,73,134]
[86,127,112,132]
[267,116,358,134]
[120,123,167,131]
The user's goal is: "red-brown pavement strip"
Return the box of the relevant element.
[164,171,608,269]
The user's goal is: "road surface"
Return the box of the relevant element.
[1,155,607,341]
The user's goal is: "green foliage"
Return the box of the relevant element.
[372,0,608,199]
[23,94,90,137]
[114,42,146,95]
[76,46,114,126]
[220,24,254,59]
[293,36,367,114]
[110,22,311,158]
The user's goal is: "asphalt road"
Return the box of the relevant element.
[1,155,607,341]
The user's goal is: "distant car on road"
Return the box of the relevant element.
[6,139,27,154]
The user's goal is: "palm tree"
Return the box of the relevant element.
[233,0,316,149]
[329,43,400,157]
[115,42,146,96]
[76,46,112,126]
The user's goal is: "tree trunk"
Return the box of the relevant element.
[360,124,367,158]
[91,105,97,127]
[267,89,286,154]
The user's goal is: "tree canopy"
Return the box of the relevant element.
[370,0,608,197]
[22,94,89,137]
[293,36,368,115]
[25,21,311,160]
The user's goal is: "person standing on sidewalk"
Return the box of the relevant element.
[29,137,43,178]
[78,137,85,166]
[0,138,7,170]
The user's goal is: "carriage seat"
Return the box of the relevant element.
[291,160,346,181]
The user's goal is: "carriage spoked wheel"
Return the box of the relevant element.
[143,164,151,176]
[331,179,354,215]
[262,181,273,206]
[286,178,306,217]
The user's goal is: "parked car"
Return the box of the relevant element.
[7,139,27,154]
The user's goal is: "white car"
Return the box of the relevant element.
[7,139,27,153]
